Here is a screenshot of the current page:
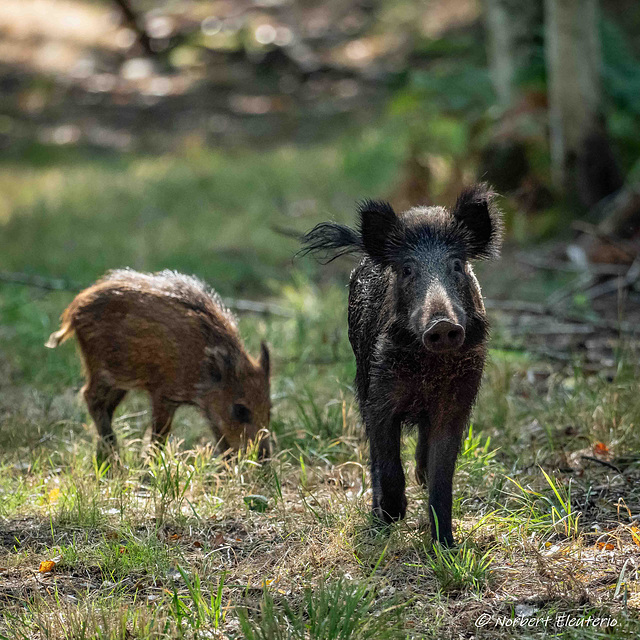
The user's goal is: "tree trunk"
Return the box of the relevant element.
[484,0,542,107]
[545,0,601,195]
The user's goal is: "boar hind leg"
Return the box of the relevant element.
[368,411,406,525]
[84,380,127,463]
[150,397,178,446]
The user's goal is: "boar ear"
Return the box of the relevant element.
[259,341,270,378]
[452,183,503,260]
[357,200,402,265]
[205,345,233,384]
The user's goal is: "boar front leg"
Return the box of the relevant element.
[426,403,474,547]
[83,379,127,463]
[150,396,178,446]
[366,401,405,525]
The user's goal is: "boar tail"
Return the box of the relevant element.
[45,308,76,348]
[298,222,362,264]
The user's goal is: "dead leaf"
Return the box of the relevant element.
[213,533,225,546]
[169,533,182,541]
[105,531,118,541]
[193,540,203,548]
[39,560,56,573]
[593,442,610,456]
[596,542,615,550]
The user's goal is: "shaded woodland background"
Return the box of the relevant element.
[2,0,640,368]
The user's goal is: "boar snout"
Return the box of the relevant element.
[257,433,271,460]
[422,319,465,352]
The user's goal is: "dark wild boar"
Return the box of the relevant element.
[301,184,502,545]
[46,269,271,462]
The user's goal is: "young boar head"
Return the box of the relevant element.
[301,183,503,353]
[200,341,271,457]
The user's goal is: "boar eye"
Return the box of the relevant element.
[402,265,413,278]
[452,259,464,273]
[231,404,252,424]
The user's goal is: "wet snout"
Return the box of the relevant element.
[422,319,465,352]
[255,429,271,460]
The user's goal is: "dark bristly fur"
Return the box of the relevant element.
[300,184,503,546]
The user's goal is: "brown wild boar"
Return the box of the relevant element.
[46,269,271,462]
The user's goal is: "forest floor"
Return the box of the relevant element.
[1,137,640,639]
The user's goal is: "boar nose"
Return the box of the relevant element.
[258,438,271,460]
[254,429,271,460]
[422,320,465,352]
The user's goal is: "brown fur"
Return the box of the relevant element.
[47,269,271,461]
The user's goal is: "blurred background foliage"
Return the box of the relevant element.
[1,0,640,385]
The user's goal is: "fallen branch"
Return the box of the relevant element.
[484,299,547,314]
[581,455,623,475]
[584,255,640,301]
[223,298,294,318]
[112,0,155,57]
[0,271,79,291]
[486,298,638,333]
[0,271,294,317]
[516,253,628,276]
[504,322,595,336]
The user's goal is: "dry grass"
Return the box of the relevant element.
[1,332,640,638]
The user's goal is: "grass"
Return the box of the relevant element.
[1,134,640,638]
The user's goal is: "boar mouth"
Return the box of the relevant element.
[422,319,466,352]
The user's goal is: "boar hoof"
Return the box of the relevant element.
[431,533,458,549]
[372,495,407,526]
[96,440,119,469]
[431,528,456,548]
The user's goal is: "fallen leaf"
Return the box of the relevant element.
[39,560,56,573]
[193,540,203,548]
[212,533,225,546]
[105,531,119,541]
[631,526,640,547]
[596,542,615,550]
[593,442,610,456]
[169,533,182,541]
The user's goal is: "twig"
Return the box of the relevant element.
[504,323,595,336]
[0,270,294,317]
[484,299,546,314]
[546,272,594,308]
[585,255,640,301]
[486,297,639,333]
[571,221,636,261]
[270,225,305,241]
[516,253,628,276]
[581,455,623,475]
[0,271,80,291]
[112,0,155,57]
[491,343,573,362]
[223,298,294,318]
